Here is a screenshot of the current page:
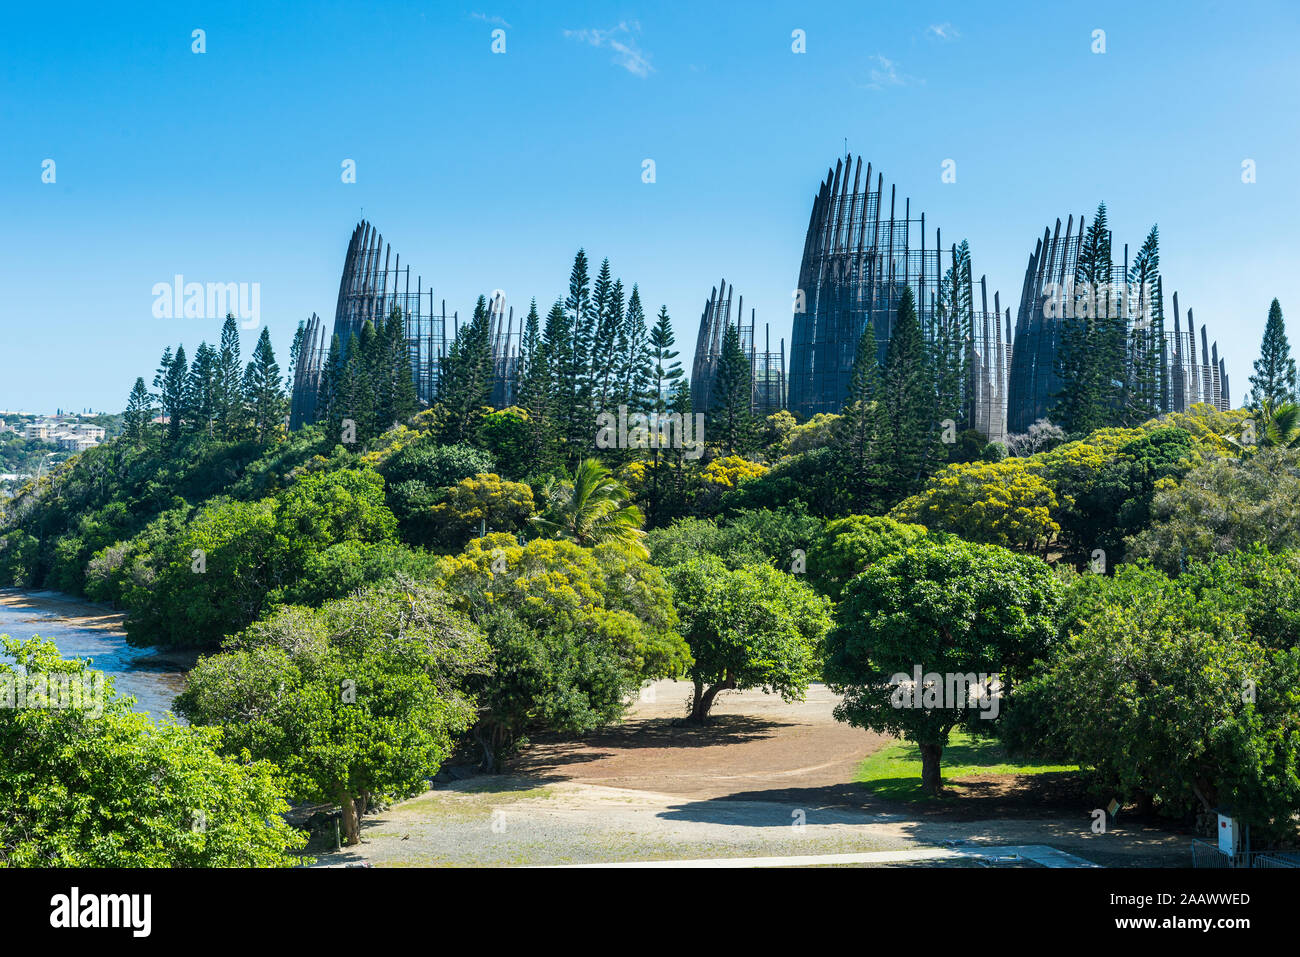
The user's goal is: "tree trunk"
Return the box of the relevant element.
[920,743,944,795]
[689,674,735,723]
[339,792,360,846]
[475,721,503,774]
[1136,791,1154,817]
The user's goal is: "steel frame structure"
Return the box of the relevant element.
[289,220,458,425]
[689,278,787,416]
[787,154,1012,440]
[1006,214,1232,434]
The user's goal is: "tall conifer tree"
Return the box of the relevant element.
[123,377,154,448]
[163,345,189,442]
[185,342,218,435]
[712,324,757,454]
[839,321,887,510]
[244,327,287,442]
[562,250,596,456]
[1249,298,1296,410]
[879,287,934,498]
[439,297,493,443]
[215,315,245,439]
[1124,225,1164,424]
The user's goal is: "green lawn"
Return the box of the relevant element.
[856,730,1079,802]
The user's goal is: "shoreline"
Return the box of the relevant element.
[0,588,201,670]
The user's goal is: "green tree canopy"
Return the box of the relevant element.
[667,556,832,722]
[176,581,490,845]
[1,636,306,866]
[823,539,1061,793]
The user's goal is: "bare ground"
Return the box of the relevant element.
[314,680,1195,868]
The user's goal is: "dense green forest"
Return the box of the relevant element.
[3,254,1299,863]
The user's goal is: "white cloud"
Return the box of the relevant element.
[471,13,511,29]
[864,54,911,90]
[564,21,654,77]
[926,22,960,41]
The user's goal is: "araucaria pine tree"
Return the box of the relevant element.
[878,287,935,499]
[161,344,189,442]
[123,377,154,448]
[335,331,375,445]
[371,305,417,430]
[647,305,683,417]
[591,259,621,412]
[185,342,218,435]
[243,327,287,442]
[619,285,653,414]
[438,297,494,443]
[1249,298,1296,410]
[515,299,560,470]
[711,323,757,454]
[1122,225,1164,425]
[1053,203,1117,433]
[933,241,972,432]
[561,250,596,458]
[644,304,684,524]
[838,321,886,511]
[317,333,344,441]
[288,321,306,385]
[537,299,574,457]
[516,298,546,420]
[214,315,246,440]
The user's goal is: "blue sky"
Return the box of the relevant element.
[3,0,1297,413]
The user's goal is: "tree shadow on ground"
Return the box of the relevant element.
[655,772,1101,827]
[652,780,1194,863]
[861,770,1088,810]
[510,714,789,769]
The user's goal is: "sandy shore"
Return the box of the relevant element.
[0,588,128,631]
[0,588,200,669]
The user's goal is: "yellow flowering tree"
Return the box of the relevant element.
[891,459,1060,552]
[702,455,767,491]
[426,472,535,550]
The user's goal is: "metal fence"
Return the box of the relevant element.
[1192,840,1300,868]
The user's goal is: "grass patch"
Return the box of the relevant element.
[856,731,1079,802]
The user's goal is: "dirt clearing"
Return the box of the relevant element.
[314,679,1193,868]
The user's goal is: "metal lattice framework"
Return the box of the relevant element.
[968,279,1014,446]
[787,155,1012,440]
[1006,216,1084,433]
[288,312,328,430]
[487,300,522,408]
[290,221,461,426]
[690,278,787,416]
[1169,292,1231,413]
[1006,214,1232,433]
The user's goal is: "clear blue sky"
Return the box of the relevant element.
[3,0,1297,413]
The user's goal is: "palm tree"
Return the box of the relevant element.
[1262,400,1300,449]
[1230,398,1300,452]
[531,458,647,555]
